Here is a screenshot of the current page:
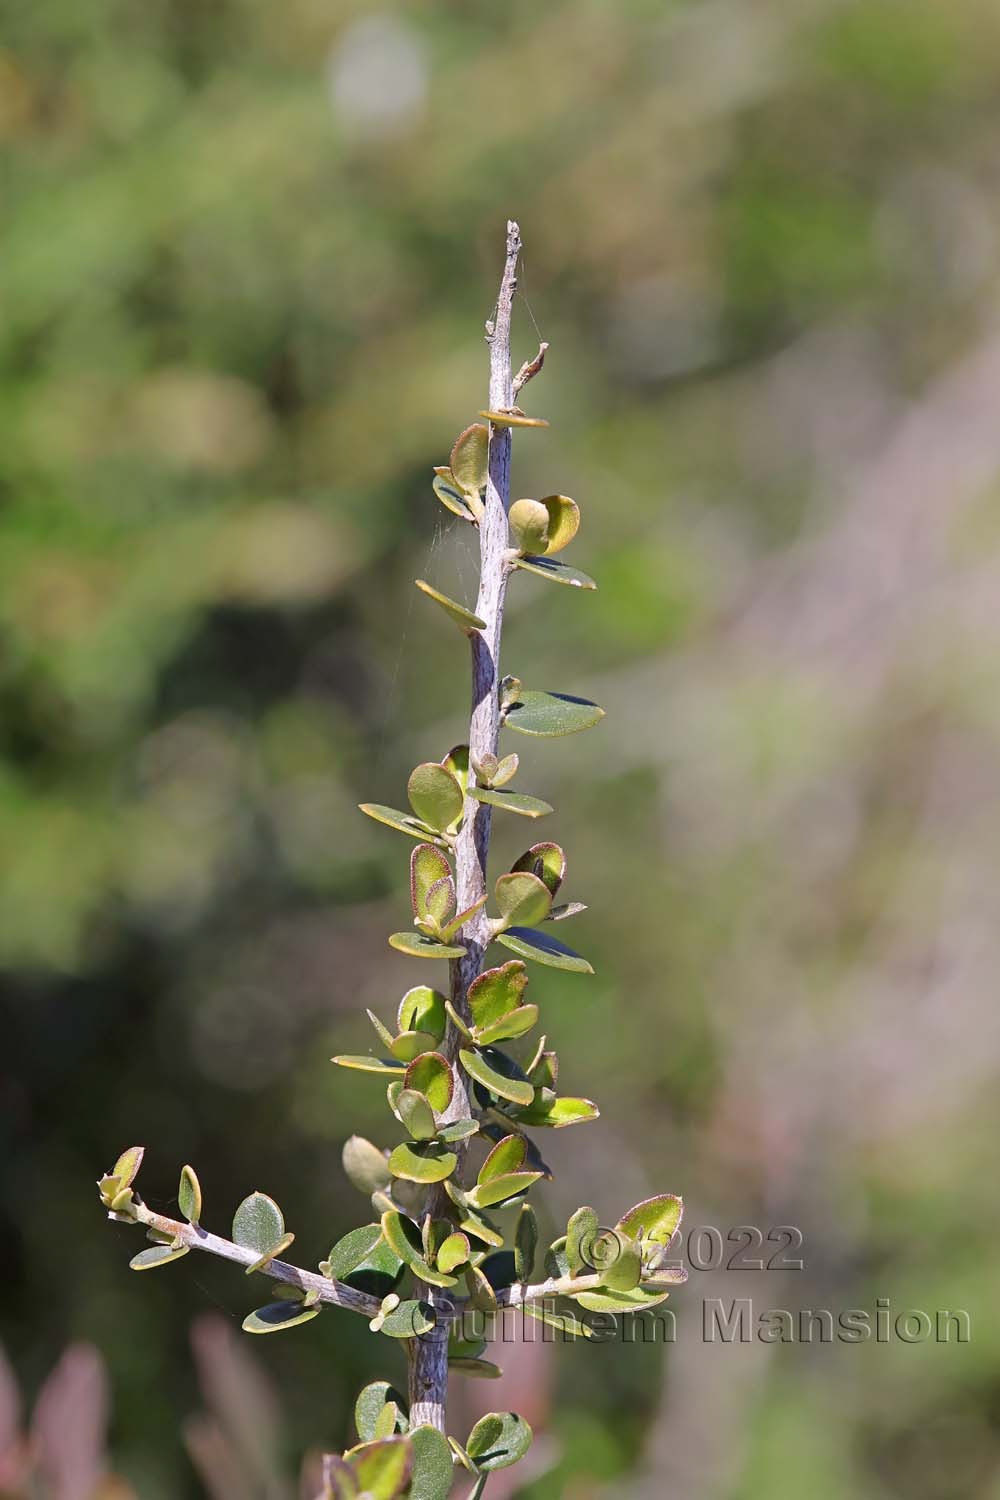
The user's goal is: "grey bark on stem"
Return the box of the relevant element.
[124,1203,382,1318]
[408,220,524,1432]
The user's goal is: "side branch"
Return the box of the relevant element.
[119,1203,381,1319]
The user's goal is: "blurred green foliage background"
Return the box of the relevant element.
[3,0,1000,1495]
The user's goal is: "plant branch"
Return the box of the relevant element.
[512,341,548,397]
[494,1273,605,1307]
[408,220,524,1431]
[121,1203,382,1319]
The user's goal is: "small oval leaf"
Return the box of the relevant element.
[327,1223,385,1281]
[355,1381,409,1444]
[460,1049,534,1107]
[515,556,597,589]
[403,1052,454,1114]
[495,872,552,928]
[466,1412,533,1471]
[468,787,552,818]
[232,1192,285,1256]
[538,495,579,555]
[332,1055,407,1076]
[450,424,489,495]
[178,1164,202,1224]
[242,1301,321,1334]
[397,987,447,1041]
[388,933,467,960]
[129,1244,190,1271]
[509,498,549,554]
[407,762,464,833]
[388,1141,458,1184]
[415,578,486,633]
[359,803,446,845]
[502,690,605,737]
[496,927,593,973]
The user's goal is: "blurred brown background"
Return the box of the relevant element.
[2,0,999,1495]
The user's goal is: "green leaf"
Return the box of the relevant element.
[448,1437,477,1473]
[232,1192,285,1255]
[545,1236,570,1279]
[380,1211,456,1287]
[355,1382,409,1444]
[374,1402,402,1440]
[566,1206,599,1275]
[467,961,528,1032]
[467,1172,543,1209]
[367,1010,397,1051]
[109,1185,137,1214]
[503,689,605,738]
[349,1438,413,1500]
[465,1263,498,1314]
[243,1301,321,1334]
[510,842,566,896]
[440,744,470,798]
[460,1049,534,1107]
[526,1037,555,1083]
[333,1055,407,1076]
[432,468,477,521]
[439,894,489,944]
[178,1164,202,1224]
[129,1244,190,1271]
[509,498,550,554]
[327,1223,385,1281]
[437,1232,471,1274]
[437,1118,479,1143]
[388,932,466,960]
[415,578,486,633]
[397,987,447,1042]
[359,803,447,846]
[514,1204,538,1281]
[615,1194,684,1246]
[449,1327,487,1361]
[571,1286,672,1314]
[479,409,549,428]
[426,877,457,929]
[407,762,464,833]
[403,1052,454,1114]
[377,1301,436,1338]
[245,1231,296,1274]
[466,1412,533,1472]
[514,1095,599,1128]
[408,1425,456,1500]
[450,1358,503,1379]
[537,495,579,555]
[524,1303,594,1338]
[601,1236,643,1292]
[548,902,587,921]
[388,1141,458,1184]
[494,872,552,928]
[496,927,593,973]
[473,1005,539,1047]
[515,556,596,589]
[394,1088,437,1141]
[443,1000,474,1040]
[478,1134,526,1183]
[389,1030,441,1062]
[323,1455,360,1500]
[446,1199,504,1249]
[410,844,452,921]
[336,1237,405,1300]
[112,1146,144,1190]
[450,424,489,496]
[468,786,552,818]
